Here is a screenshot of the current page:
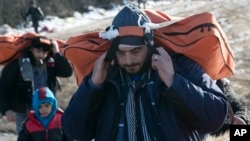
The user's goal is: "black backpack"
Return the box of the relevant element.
[35,7,44,21]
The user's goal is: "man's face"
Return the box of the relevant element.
[31,3,36,7]
[30,48,49,63]
[116,45,148,74]
[38,102,52,118]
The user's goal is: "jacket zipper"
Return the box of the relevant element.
[163,23,214,36]
[46,129,48,140]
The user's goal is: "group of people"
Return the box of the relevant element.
[0,36,73,140]
[0,3,248,141]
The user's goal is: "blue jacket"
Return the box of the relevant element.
[62,55,228,141]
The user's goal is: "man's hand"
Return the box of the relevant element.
[5,110,16,122]
[232,116,247,125]
[151,47,174,87]
[51,40,60,54]
[91,52,113,85]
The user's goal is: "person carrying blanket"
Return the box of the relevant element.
[0,36,72,134]
[62,4,228,141]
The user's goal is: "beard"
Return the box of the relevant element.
[136,46,154,75]
[124,63,141,74]
[124,53,153,75]
[117,46,154,75]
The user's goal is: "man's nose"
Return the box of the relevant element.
[125,53,133,65]
[38,51,45,57]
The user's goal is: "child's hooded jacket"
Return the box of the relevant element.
[32,87,58,128]
[17,87,72,141]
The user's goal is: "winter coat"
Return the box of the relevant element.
[62,55,228,141]
[210,79,249,136]
[0,53,72,114]
[18,110,72,141]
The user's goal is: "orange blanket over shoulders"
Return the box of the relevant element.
[60,10,235,85]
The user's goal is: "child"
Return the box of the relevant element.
[18,87,73,141]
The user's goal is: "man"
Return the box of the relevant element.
[0,36,73,134]
[62,5,228,141]
[210,78,249,136]
[137,0,147,9]
[26,1,44,33]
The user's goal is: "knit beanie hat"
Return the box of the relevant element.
[31,36,51,51]
[100,4,154,47]
[99,4,154,61]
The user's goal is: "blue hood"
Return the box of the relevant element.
[32,87,58,128]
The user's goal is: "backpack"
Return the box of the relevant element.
[36,7,44,21]
[144,10,234,80]
[60,10,235,86]
[0,32,64,66]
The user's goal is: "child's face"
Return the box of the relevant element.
[39,103,52,118]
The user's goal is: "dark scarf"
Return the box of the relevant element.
[33,63,47,89]
[119,68,164,141]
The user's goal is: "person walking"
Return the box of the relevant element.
[0,36,73,134]
[62,4,228,141]
[137,0,147,9]
[26,1,44,33]
[209,78,249,136]
[18,87,73,141]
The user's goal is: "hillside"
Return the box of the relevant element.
[0,0,122,27]
[1,1,250,141]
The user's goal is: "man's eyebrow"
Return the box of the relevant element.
[132,46,142,50]
[117,46,143,51]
